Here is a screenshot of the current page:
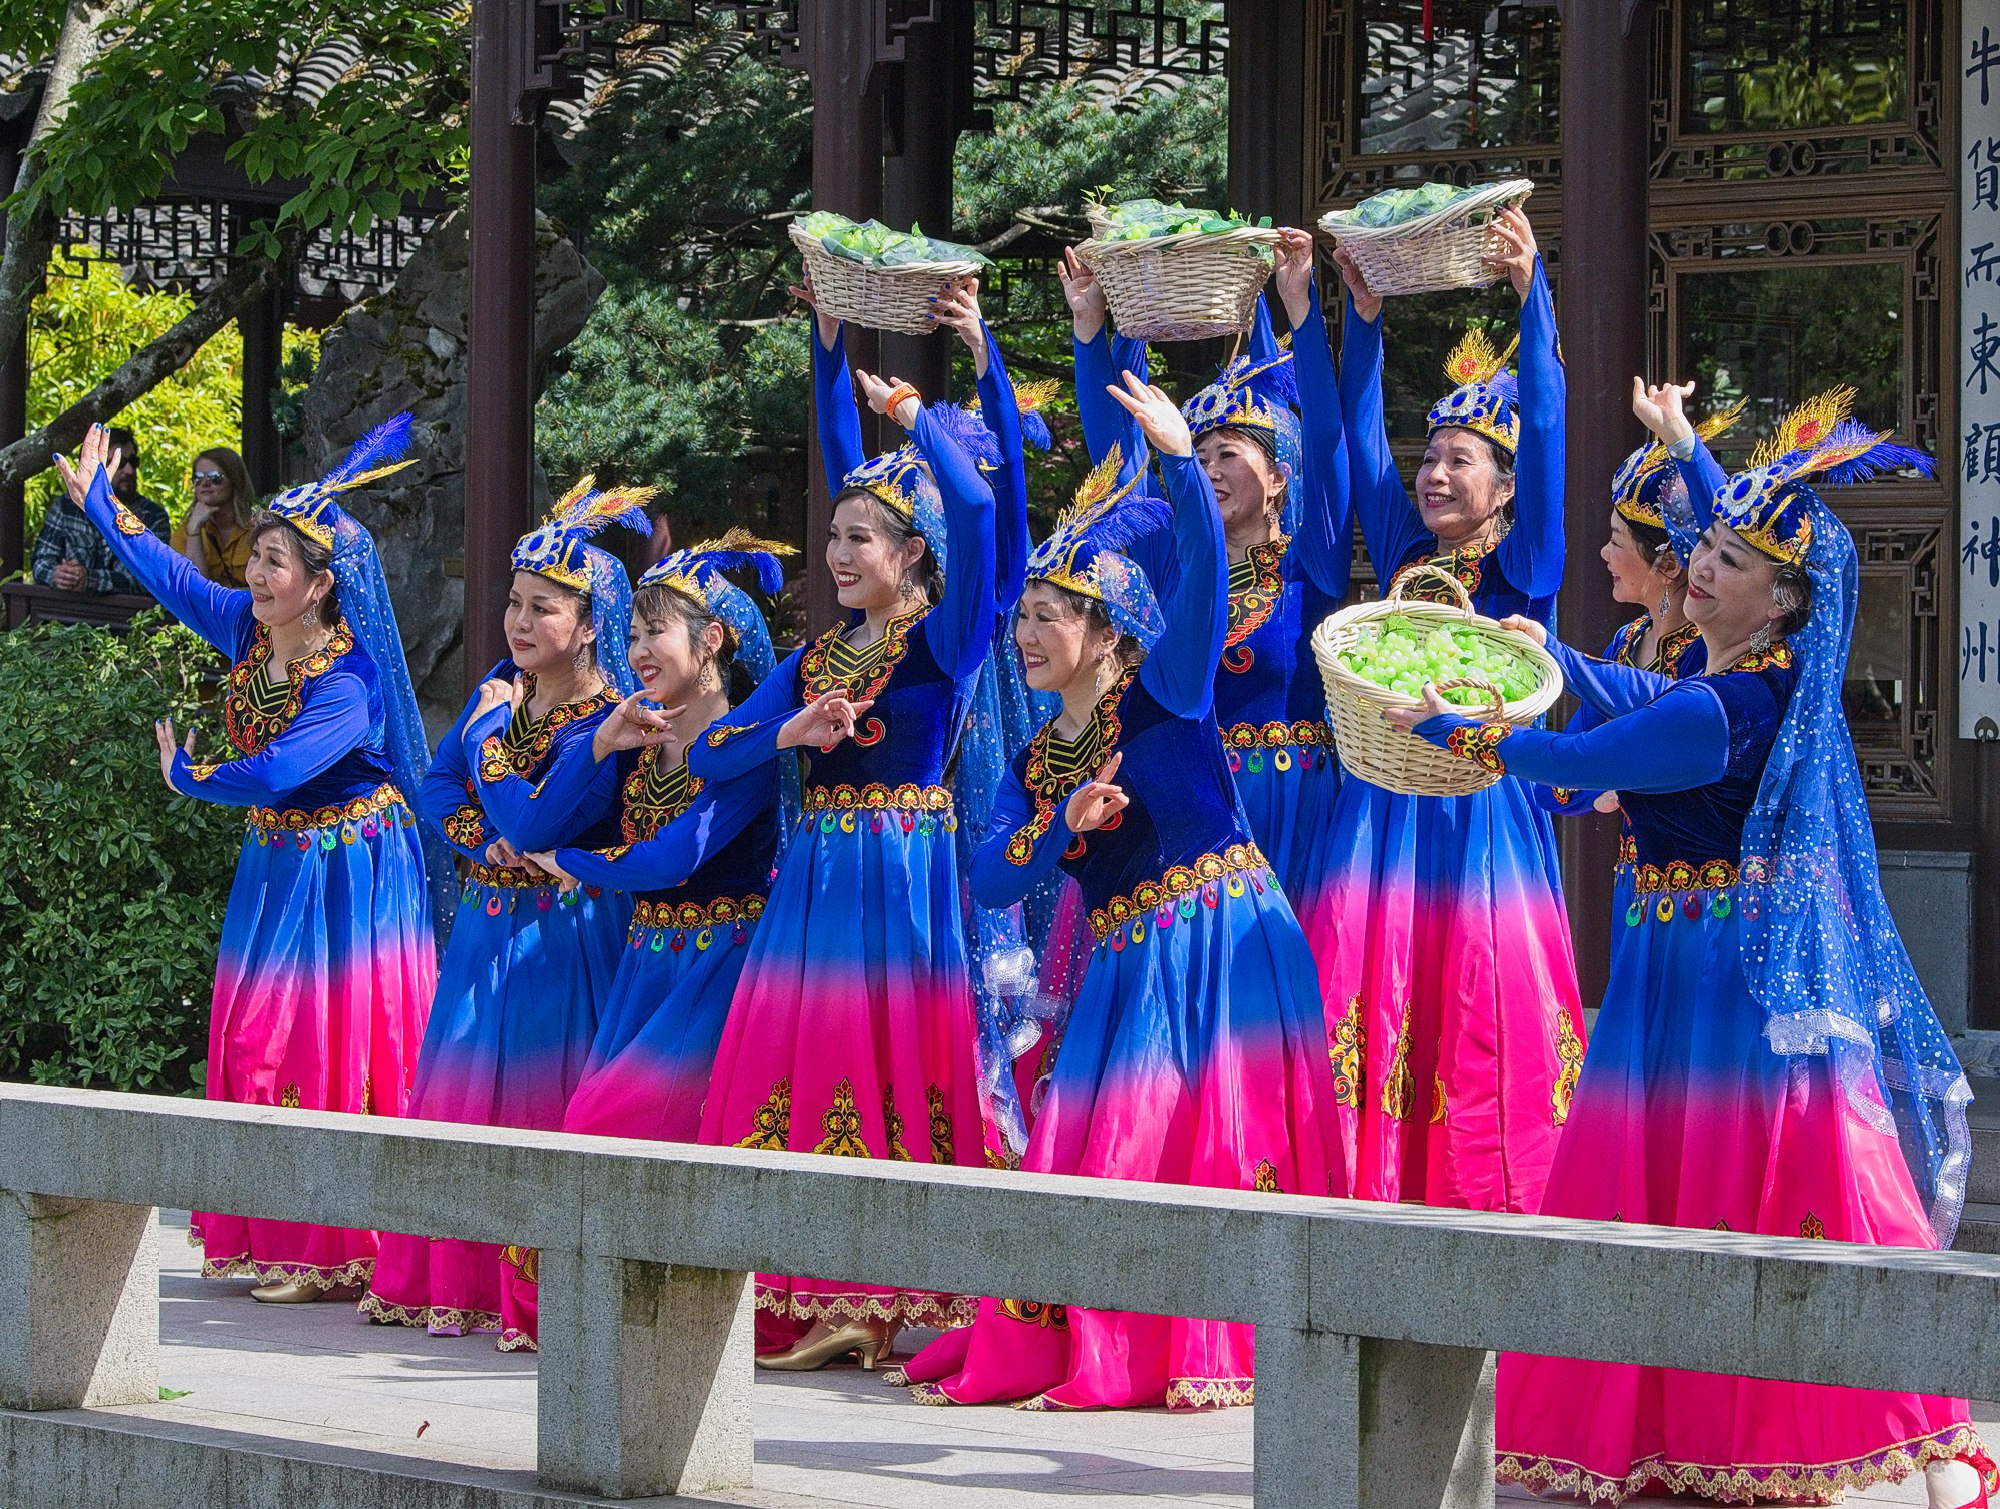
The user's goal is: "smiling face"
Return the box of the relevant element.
[628,597,724,704]
[1685,524,1786,646]
[1415,427,1514,545]
[504,569,594,676]
[243,522,330,629]
[1601,511,1680,609]
[1015,581,1119,695]
[828,493,926,613]
[1194,427,1284,542]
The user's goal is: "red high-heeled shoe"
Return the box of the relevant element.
[1939,1447,1999,1509]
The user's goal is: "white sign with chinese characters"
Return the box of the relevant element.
[1962,0,2000,736]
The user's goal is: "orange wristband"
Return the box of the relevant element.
[884,383,921,422]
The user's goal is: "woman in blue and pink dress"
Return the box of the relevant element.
[687,359,998,1372]
[1392,406,1991,1507]
[895,373,1343,1412]
[59,417,440,1302]
[362,479,645,1347]
[1318,206,1586,1214]
[543,534,790,1144]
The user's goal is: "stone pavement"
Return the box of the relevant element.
[144,1213,1983,1507]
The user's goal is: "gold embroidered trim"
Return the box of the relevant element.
[1390,539,1494,603]
[1223,534,1288,654]
[1164,1377,1256,1410]
[466,861,557,890]
[800,605,927,704]
[1382,1008,1415,1122]
[1087,841,1270,941]
[1444,721,1509,774]
[752,1285,977,1329]
[224,620,354,755]
[631,894,765,932]
[1330,994,1367,1109]
[478,682,618,784]
[802,781,954,813]
[1552,1012,1584,1126]
[199,1255,373,1289]
[622,745,699,843]
[357,1293,501,1334]
[246,783,409,835]
[1634,858,1741,894]
[1005,668,1133,865]
[1220,718,1330,749]
[812,1078,871,1156]
[734,1078,791,1152]
[927,1084,954,1165]
[1494,1426,1979,1508]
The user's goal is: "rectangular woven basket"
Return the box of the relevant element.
[1319,179,1534,299]
[788,223,983,336]
[1076,217,1280,342]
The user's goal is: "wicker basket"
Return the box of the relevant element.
[1310,564,1562,798]
[1075,214,1281,342]
[789,223,983,337]
[1318,179,1535,299]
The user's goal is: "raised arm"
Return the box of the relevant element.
[971,762,1069,909]
[905,401,998,681]
[1335,292,1429,579]
[812,321,866,497]
[1145,452,1230,719]
[686,650,804,782]
[1494,254,1566,601]
[77,463,250,655]
[1287,275,1354,601]
[973,323,1030,610]
[1545,635,1675,720]
[1415,679,1730,794]
[1676,432,1728,538]
[171,671,373,803]
[553,765,774,894]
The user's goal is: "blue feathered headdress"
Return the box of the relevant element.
[638,528,793,667]
[1428,326,1520,455]
[1711,388,1932,563]
[266,412,418,550]
[1024,444,1171,646]
[511,475,655,592]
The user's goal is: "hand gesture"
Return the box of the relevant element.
[1063,752,1128,834]
[525,851,578,893]
[855,370,919,428]
[1106,371,1193,458]
[1592,791,1623,815]
[1058,246,1108,342]
[155,717,195,788]
[485,837,530,870]
[1630,376,1697,448]
[593,691,682,761]
[1272,227,1317,331]
[53,559,85,592]
[472,676,516,722]
[1381,682,1452,732]
[1496,613,1549,647]
[931,278,990,378]
[1330,246,1383,325]
[778,695,875,753]
[53,423,120,508]
[1482,204,1538,303]
[789,264,841,351]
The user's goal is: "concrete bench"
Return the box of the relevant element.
[1,1083,1995,1509]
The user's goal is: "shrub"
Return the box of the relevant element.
[0,613,238,1092]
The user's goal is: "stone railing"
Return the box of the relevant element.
[3,1083,1998,1509]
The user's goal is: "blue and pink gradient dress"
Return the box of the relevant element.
[900,451,1344,1412]
[1413,639,1979,1503]
[363,668,628,1343]
[558,747,781,1142]
[77,468,436,1289]
[689,399,997,1343]
[1317,261,1585,1214]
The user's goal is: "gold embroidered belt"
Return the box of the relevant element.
[1220,720,1332,775]
[631,893,766,934]
[247,784,413,845]
[801,782,958,835]
[1089,841,1272,943]
[1624,855,1772,926]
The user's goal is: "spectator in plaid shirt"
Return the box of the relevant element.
[32,426,170,595]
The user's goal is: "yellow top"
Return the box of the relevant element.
[170,513,253,589]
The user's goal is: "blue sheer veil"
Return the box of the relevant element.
[330,509,457,933]
[1739,494,1972,1246]
[580,544,639,696]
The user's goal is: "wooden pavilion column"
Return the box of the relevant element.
[0,133,27,578]
[234,208,285,494]
[464,0,540,690]
[1225,0,1307,240]
[1558,0,1652,1005]
[800,1,886,633]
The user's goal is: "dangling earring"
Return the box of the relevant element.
[1749,624,1774,654]
[574,638,590,672]
[301,598,319,632]
[1658,590,1672,619]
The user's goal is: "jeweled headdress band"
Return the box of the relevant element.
[509,475,657,592]
[264,413,419,550]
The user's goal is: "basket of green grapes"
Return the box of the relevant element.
[1310,564,1562,797]
[1317,178,1534,298]
[1077,198,1281,341]
[789,212,990,335]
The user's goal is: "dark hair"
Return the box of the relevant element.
[1613,509,1676,569]
[193,446,257,529]
[839,490,943,604]
[106,427,139,465]
[1771,560,1814,639]
[1039,580,1145,668]
[632,581,753,705]
[247,509,339,623]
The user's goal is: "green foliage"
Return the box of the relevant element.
[536,287,808,534]
[15,0,468,254]
[25,248,243,534]
[0,613,236,1093]
[952,75,1226,242]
